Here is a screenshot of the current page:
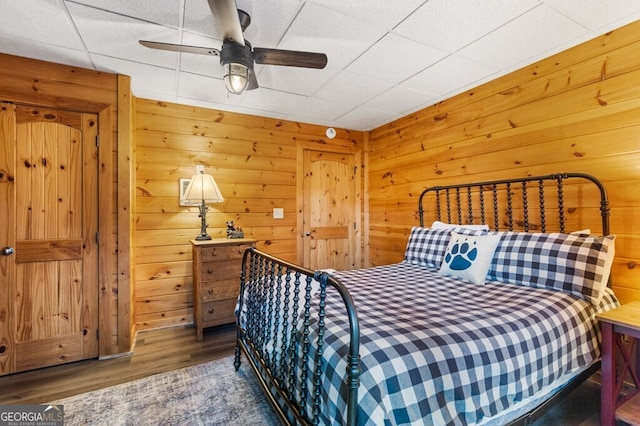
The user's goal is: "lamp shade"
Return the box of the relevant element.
[183,172,224,204]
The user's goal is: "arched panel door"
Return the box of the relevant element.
[0,103,99,375]
[302,148,360,271]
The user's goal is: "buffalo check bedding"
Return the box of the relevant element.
[307,262,619,425]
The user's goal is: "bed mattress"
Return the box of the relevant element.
[305,262,620,425]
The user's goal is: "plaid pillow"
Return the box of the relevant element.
[487,232,615,305]
[404,226,487,269]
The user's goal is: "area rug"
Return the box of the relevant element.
[49,356,280,425]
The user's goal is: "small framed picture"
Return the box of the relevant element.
[179,178,199,206]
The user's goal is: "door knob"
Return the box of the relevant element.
[1,247,14,256]
[305,232,311,236]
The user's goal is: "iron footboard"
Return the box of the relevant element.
[234,248,360,425]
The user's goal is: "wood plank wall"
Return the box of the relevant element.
[367,20,640,304]
[134,100,364,330]
[0,53,130,356]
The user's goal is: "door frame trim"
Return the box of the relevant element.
[296,141,362,268]
[0,54,133,359]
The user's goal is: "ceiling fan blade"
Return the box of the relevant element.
[253,48,327,69]
[139,40,220,56]
[247,68,259,90]
[208,0,245,46]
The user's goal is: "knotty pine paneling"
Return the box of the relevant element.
[367,20,640,304]
[134,99,365,330]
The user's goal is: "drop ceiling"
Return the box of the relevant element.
[1,0,639,131]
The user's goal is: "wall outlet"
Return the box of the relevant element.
[273,208,284,219]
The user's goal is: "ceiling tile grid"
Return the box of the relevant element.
[0,0,639,130]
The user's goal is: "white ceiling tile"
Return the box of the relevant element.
[287,97,357,122]
[403,55,498,96]
[178,71,241,106]
[0,0,83,50]
[277,3,388,70]
[66,2,180,68]
[333,107,400,131]
[305,0,426,30]
[363,86,439,115]
[183,0,217,37]
[394,0,540,52]
[543,0,640,30]
[314,71,393,105]
[239,87,306,114]
[92,54,178,96]
[457,5,589,71]
[346,33,448,84]
[0,34,92,69]
[257,65,340,96]
[67,0,182,27]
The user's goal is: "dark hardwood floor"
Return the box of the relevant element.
[0,324,237,405]
[0,324,630,425]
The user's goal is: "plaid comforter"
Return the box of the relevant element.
[311,262,619,425]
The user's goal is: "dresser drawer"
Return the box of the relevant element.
[228,244,252,259]
[202,279,239,302]
[200,246,229,262]
[200,259,241,282]
[201,299,237,326]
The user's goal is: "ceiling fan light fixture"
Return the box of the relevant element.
[140,3,327,95]
[223,62,249,94]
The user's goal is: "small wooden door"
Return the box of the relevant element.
[302,149,360,270]
[0,103,99,375]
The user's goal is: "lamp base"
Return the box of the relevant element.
[195,203,211,241]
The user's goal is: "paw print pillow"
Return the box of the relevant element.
[438,232,501,285]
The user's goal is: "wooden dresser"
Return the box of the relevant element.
[191,238,257,341]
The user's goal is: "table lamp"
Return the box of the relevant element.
[183,169,224,240]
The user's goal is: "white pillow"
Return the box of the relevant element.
[438,232,501,285]
[571,229,591,235]
[431,220,490,231]
[600,235,616,290]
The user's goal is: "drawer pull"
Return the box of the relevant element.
[208,308,214,314]
[208,289,214,294]
[207,268,213,274]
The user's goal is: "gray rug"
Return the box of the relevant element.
[50,356,281,425]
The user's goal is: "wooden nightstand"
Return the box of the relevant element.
[191,238,257,342]
[597,301,640,426]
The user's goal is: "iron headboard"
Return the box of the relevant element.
[418,173,610,236]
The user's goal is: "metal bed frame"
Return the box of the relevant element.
[418,172,610,236]
[234,172,611,425]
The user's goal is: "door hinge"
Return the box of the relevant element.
[96,328,99,340]
[96,135,100,147]
[96,232,100,244]
[354,222,357,230]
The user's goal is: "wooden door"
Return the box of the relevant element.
[302,149,360,270]
[0,103,99,375]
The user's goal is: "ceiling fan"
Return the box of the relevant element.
[139,0,328,95]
